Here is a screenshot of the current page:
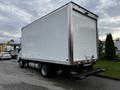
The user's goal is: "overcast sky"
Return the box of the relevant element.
[0,0,120,43]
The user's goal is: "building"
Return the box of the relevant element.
[115,40,120,54]
[0,43,21,52]
[0,43,6,52]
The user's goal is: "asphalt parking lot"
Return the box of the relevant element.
[0,60,119,90]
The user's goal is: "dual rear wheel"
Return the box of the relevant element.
[40,64,55,77]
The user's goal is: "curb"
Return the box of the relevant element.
[95,74,120,81]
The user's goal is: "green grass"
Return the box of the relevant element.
[118,54,120,58]
[94,60,120,78]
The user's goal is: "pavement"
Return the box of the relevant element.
[0,60,119,90]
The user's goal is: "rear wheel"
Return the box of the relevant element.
[40,64,56,78]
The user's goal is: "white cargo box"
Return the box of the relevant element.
[21,2,98,65]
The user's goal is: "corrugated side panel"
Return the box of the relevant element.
[72,9,98,62]
[22,6,69,64]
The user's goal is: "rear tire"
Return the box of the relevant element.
[40,64,56,78]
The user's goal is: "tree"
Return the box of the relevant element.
[9,39,14,44]
[105,33,115,60]
[6,39,14,45]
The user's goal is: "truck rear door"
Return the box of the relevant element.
[72,8,98,63]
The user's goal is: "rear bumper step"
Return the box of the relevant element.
[73,68,105,80]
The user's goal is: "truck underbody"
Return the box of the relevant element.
[18,58,104,78]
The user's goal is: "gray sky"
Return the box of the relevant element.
[0,0,120,43]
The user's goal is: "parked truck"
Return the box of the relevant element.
[18,1,103,78]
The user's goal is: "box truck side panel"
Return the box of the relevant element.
[72,10,98,61]
[22,6,69,64]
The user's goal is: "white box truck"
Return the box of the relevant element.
[18,1,103,78]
